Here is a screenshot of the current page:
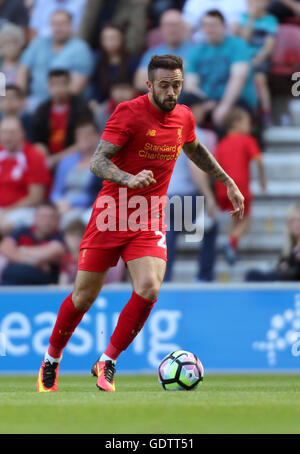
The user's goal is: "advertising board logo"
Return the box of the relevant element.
[252,294,300,365]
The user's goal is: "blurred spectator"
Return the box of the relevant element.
[134,9,193,93]
[233,0,278,127]
[185,9,257,127]
[90,24,139,103]
[79,0,147,54]
[0,23,25,85]
[0,202,65,285]
[17,10,94,112]
[268,0,300,22]
[182,0,247,41]
[165,92,219,282]
[214,108,266,264]
[246,204,300,281]
[31,69,93,166]
[0,85,32,140]
[29,0,87,39]
[0,0,29,29]
[59,219,85,285]
[50,119,101,229]
[92,76,136,134]
[0,116,50,236]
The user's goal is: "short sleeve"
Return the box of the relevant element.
[101,102,135,147]
[20,38,41,68]
[184,107,197,144]
[70,40,94,76]
[231,37,251,64]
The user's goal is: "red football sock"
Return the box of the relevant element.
[48,293,87,358]
[106,291,157,359]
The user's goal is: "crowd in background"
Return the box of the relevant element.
[0,0,299,286]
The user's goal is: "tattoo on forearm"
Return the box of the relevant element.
[183,139,232,185]
[90,140,132,185]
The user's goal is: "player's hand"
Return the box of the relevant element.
[226,180,244,220]
[127,170,156,189]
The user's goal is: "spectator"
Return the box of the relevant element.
[29,0,87,39]
[0,0,29,29]
[50,119,102,229]
[0,202,65,285]
[134,9,194,93]
[90,24,140,103]
[165,92,219,282]
[233,0,278,127]
[78,0,147,54]
[31,69,93,166]
[268,0,300,22]
[0,23,25,85]
[214,107,266,264]
[246,203,300,281]
[0,85,32,140]
[0,116,51,236]
[182,0,247,41]
[17,10,94,112]
[92,76,136,134]
[59,219,85,285]
[185,9,257,127]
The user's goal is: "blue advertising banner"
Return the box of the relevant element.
[1,284,300,373]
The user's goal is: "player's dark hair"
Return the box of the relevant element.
[203,9,225,24]
[48,69,70,80]
[223,107,250,131]
[148,54,183,82]
[5,84,25,98]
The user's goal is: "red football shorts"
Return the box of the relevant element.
[217,195,251,216]
[78,208,167,273]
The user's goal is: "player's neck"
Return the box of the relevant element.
[148,93,170,114]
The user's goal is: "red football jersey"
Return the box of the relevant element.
[0,142,51,208]
[214,132,261,201]
[97,94,196,229]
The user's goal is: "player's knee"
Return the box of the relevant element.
[136,279,160,301]
[72,289,96,311]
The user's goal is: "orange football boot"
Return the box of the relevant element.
[94,360,116,392]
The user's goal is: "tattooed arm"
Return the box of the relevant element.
[90,140,156,189]
[183,138,244,218]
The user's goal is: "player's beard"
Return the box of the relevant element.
[152,88,177,113]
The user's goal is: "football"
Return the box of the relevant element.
[158,350,204,391]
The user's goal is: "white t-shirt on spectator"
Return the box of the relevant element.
[183,0,247,41]
[29,0,87,37]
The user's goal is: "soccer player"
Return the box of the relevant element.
[37,54,244,393]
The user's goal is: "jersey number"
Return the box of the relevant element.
[155,231,167,249]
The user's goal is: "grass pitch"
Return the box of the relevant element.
[0,374,300,434]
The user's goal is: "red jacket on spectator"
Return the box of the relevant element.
[0,142,51,208]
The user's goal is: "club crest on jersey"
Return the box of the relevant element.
[177,127,182,139]
[146,129,156,137]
